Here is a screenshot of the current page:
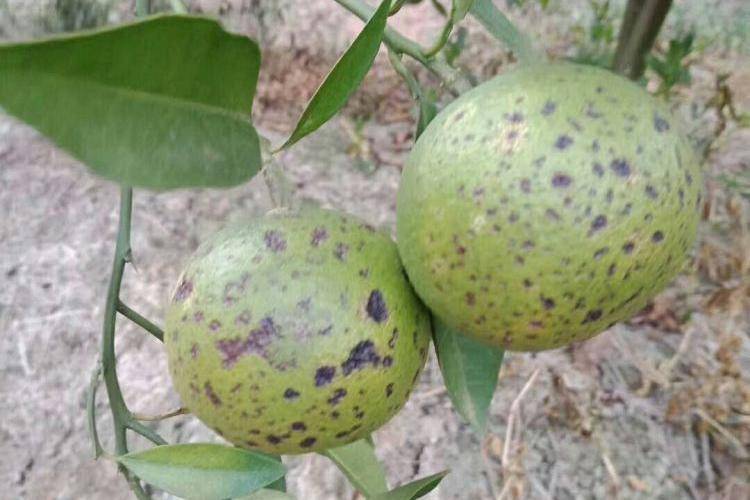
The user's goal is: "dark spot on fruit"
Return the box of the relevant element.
[596,86,604,93]
[545,208,561,221]
[266,435,281,445]
[508,212,519,223]
[173,280,193,302]
[190,343,199,359]
[520,178,531,193]
[621,203,633,216]
[540,295,556,310]
[552,173,572,188]
[608,263,617,276]
[541,100,557,115]
[359,268,370,278]
[335,430,349,438]
[327,388,347,406]
[685,172,693,185]
[334,243,349,261]
[592,163,604,177]
[366,290,388,323]
[235,310,252,325]
[342,340,381,375]
[622,241,635,254]
[300,437,317,448]
[515,255,525,265]
[311,227,328,246]
[386,383,394,397]
[204,382,221,406]
[555,135,574,150]
[388,329,399,349]
[209,320,221,332]
[523,279,533,288]
[465,292,476,306]
[315,366,336,387]
[652,231,664,243]
[653,113,670,132]
[264,230,286,252]
[645,185,658,199]
[216,317,278,368]
[582,309,603,324]
[610,159,631,177]
[592,139,600,152]
[453,111,465,123]
[355,410,365,420]
[382,356,393,367]
[291,422,306,431]
[593,247,609,260]
[464,134,475,142]
[589,215,607,234]
[585,103,603,118]
[506,112,525,123]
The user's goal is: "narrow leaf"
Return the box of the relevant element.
[469,0,536,62]
[451,0,476,23]
[416,92,438,139]
[372,471,449,500]
[116,444,285,500]
[281,0,390,149]
[0,15,262,189]
[323,439,388,496]
[237,490,295,500]
[432,316,504,434]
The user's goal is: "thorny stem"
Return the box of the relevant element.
[87,361,104,458]
[332,0,472,95]
[117,301,164,342]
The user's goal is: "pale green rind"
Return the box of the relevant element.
[165,207,431,454]
[0,15,262,189]
[116,444,285,500]
[397,62,702,351]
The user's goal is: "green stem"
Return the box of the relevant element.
[117,301,164,342]
[422,17,454,57]
[389,0,408,16]
[332,0,472,95]
[87,361,104,459]
[613,0,673,79]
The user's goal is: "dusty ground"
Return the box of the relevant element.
[1,1,749,499]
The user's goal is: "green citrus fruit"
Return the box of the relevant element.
[397,62,701,351]
[165,207,431,454]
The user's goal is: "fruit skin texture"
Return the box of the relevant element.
[165,208,431,454]
[397,62,702,352]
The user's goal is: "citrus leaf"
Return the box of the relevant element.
[451,0,475,23]
[116,444,285,500]
[372,471,449,500]
[281,0,390,149]
[432,316,504,434]
[469,0,535,62]
[237,489,295,500]
[322,439,388,496]
[416,91,438,139]
[0,15,262,190]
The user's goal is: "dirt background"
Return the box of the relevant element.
[1,1,749,499]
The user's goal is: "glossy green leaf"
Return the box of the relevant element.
[469,0,535,62]
[323,439,388,496]
[237,490,295,500]
[451,0,475,23]
[432,317,504,434]
[0,15,262,190]
[416,91,438,139]
[116,444,285,500]
[372,471,449,500]
[281,0,390,149]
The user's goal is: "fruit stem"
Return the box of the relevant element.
[613,0,673,79]
[332,0,473,95]
[117,300,164,342]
